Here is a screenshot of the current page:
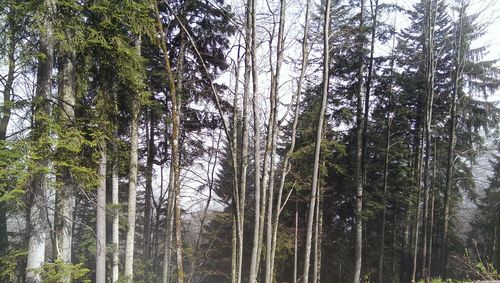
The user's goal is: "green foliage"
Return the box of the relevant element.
[0,249,26,281]
[40,259,91,282]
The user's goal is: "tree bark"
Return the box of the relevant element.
[26,1,55,281]
[55,50,76,266]
[270,0,310,278]
[248,0,262,278]
[378,94,391,283]
[124,35,141,283]
[442,1,465,277]
[154,3,183,281]
[112,150,119,283]
[265,0,287,281]
[354,1,366,282]
[293,195,298,283]
[421,0,436,280]
[0,8,17,269]
[302,0,330,281]
[96,145,107,283]
[144,112,154,282]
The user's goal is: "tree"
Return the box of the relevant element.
[302,1,330,281]
[26,1,55,281]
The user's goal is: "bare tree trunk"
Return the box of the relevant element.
[249,0,262,278]
[302,0,330,281]
[442,1,466,277]
[354,1,366,282]
[96,145,107,283]
[163,168,175,283]
[236,28,248,283]
[231,35,242,280]
[293,196,298,283]
[144,111,155,282]
[378,96,391,283]
[264,0,287,281]
[270,0,310,278]
[153,3,184,281]
[26,1,55,281]
[411,136,424,283]
[421,0,436,280]
[313,186,322,283]
[112,150,119,283]
[427,139,437,280]
[173,33,186,283]
[378,36,395,282]
[124,35,141,283]
[55,50,76,268]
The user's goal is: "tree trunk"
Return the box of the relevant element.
[144,110,155,282]
[378,94,391,283]
[427,139,437,280]
[163,168,175,283]
[55,51,76,266]
[313,186,322,283]
[124,35,141,283]
[96,145,107,283]
[293,195,298,283]
[421,0,436,280]
[354,0,366,281]
[302,0,330,281]
[26,1,55,281]
[112,150,119,283]
[442,1,465,277]
[270,0,310,278]
[153,3,184,281]
[249,0,262,278]
[265,0,287,281]
[411,135,424,283]
[0,9,17,270]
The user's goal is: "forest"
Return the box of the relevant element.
[0,0,499,282]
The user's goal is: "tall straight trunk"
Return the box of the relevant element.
[0,10,16,268]
[270,0,310,277]
[293,196,298,283]
[354,1,366,282]
[313,186,322,283]
[421,0,436,280]
[401,213,411,282]
[112,151,119,283]
[378,96,391,283]
[26,1,55,281]
[248,0,262,278]
[230,36,242,281]
[144,109,155,282]
[378,36,395,283]
[173,34,186,283]
[154,3,183,281]
[411,135,424,283]
[427,139,437,279]
[55,51,76,266]
[124,35,141,283]
[96,145,107,283]
[442,1,465,277]
[265,1,287,282]
[163,168,175,283]
[302,1,330,281]
[236,29,248,283]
